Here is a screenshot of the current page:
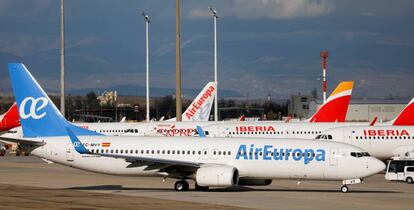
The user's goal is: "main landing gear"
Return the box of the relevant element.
[174,180,189,191]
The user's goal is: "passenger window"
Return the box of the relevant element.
[407,167,414,172]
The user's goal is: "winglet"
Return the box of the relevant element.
[65,127,90,154]
[196,126,206,137]
[392,97,414,126]
[308,81,354,123]
[370,117,378,126]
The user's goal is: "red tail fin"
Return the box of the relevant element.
[0,103,21,132]
[309,81,354,123]
[392,98,414,126]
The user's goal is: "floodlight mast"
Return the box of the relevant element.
[209,6,218,121]
[142,12,150,122]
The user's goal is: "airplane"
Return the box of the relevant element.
[200,81,357,139]
[318,125,414,160]
[0,63,385,192]
[200,89,414,140]
[1,81,218,137]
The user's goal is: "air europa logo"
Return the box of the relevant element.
[236,144,325,165]
[19,97,48,119]
[236,126,276,132]
[185,85,215,120]
[363,129,410,136]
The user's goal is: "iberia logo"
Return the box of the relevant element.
[102,142,111,147]
[236,126,276,132]
[363,129,410,136]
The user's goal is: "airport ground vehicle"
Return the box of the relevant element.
[385,159,414,184]
[0,63,386,192]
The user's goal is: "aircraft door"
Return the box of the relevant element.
[344,130,353,145]
[218,127,228,137]
[330,148,338,166]
[66,143,74,162]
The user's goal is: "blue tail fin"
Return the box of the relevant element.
[8,63,102,137]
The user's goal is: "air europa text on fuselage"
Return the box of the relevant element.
[184,85,215,120]
[236,144,326,165]
[236,125,276,132]
[363,129,410,136]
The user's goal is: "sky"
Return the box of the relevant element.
[0,0,414,99]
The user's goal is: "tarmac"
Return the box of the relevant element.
[0,155,413,210]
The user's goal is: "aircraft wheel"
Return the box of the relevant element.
[195,183,209,191]
[406,177,413,184]
[340,185,349,193]
[174,180,189,191]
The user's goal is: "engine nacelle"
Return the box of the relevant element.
[196,166,239,187]
[238,179,272,186]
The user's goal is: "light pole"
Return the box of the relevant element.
[209,6,218,121]
[60,0,65,116]
[176,0,182,121]
[142,12,150,122]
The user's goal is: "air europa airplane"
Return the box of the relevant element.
[0,81,217,137]
[0,63,384,192]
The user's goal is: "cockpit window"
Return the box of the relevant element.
[351,152,370,158]
[315,134,332,140]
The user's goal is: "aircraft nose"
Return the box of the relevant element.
[369,158,386,174]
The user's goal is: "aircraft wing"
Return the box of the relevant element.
[66,127,200,168]
[94,153,200,168]
[0,136,45,146]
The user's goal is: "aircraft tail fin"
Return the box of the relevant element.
[308,81,354,123]
[182,82,216,121]
[392,97,414,126]
[8,63,102,137]
[0,103,21,132]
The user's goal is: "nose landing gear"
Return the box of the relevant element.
[340,185,349,193]
[340,178,362,193]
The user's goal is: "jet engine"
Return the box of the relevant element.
[195,166,239,187]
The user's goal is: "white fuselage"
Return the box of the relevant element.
[28,136,384,181]
[321,126,414,160]
[202,121,369,139]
